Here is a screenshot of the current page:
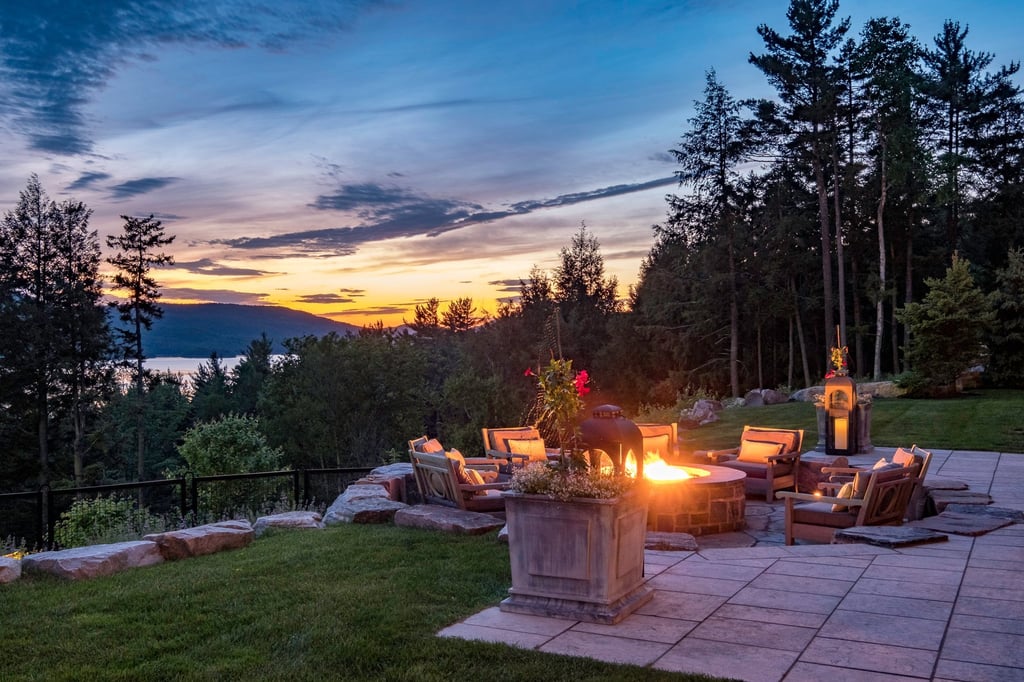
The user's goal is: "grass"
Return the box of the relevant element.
[0,524,724,682]
[678,387,1024,454]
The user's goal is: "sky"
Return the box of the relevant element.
[2,0,1023,327]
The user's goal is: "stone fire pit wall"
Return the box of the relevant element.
[646,466,746,536]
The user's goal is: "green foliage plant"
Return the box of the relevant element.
[987,247,1024,386]
[897,255,993,395]
[53,495,168,548]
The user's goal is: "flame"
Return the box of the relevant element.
[626,452,711,483]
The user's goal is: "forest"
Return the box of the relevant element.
[2,0,1024,495]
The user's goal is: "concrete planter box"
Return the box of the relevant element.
[499,488,652,624]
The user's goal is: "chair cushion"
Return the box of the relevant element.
[507,438,547,460]
[420,438,444,453]
[793,501,859,528]
[488,428,540,451]
[463,467,485,486]
[644,434,671,459]
[831,481,857,512]
[743,429,799,453]
[737,439,784,463]
[446,449,473,484]
[720,460,768,479]
[892,447,916,468]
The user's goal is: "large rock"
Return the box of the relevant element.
[144,520,253,560]
[22,541,163,580]
[760,388,789,405]
[0,556,21,583]
[679,399,721,428]
[742,389,764,407]
[394,505,504,535]
[253,511,324,537]
[324,484,407,524]
[357,463,417,502]
[790,386,825,402]
[857,381,906,399]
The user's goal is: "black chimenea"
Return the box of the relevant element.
[580,404,644,478]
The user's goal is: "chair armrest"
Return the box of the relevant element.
[695,448,739,463]
[767,451,801,463]
[465,459,499,472]
[458,482,510,494]
[821,466,863,475]
[775,490,864,506]
[485,448,527,464]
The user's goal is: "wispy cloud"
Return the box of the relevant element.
[0,1,384,155]
[66,171,112,191]
[487,278,524,293]
[296,291,364,304]
[109,177,180,199]
[174,258,273,277]
[218,176,675,254]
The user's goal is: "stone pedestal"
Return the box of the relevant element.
[501,489,651,624]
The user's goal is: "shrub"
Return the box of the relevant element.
[53,495,168,548]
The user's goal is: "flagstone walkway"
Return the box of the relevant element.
[440,448,1024,681]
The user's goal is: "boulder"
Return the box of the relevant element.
[760,388,789,405]
[22,541,163,580]
[857,381,906,399]
[497,524,509,544]
[0,556,21,583]
[324,484,407,524]
[144,520,254,560]
[790,386,825,402]
[679,399,721,429]
[253,511,325,537]
[356,462,417,502]
[393,505,504,535]
[742,389,764,407]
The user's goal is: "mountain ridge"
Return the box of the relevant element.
[137,303,362,357]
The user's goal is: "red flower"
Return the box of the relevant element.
[574,370,590,396]
[824,370,836,380]
[524,367,535,377]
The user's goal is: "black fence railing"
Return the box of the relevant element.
[0,467,375,551]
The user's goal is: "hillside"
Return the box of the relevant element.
[132,303,361,357]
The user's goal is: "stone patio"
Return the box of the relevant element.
[440,448,1024,681]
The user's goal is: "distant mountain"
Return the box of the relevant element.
[132,303,362,357]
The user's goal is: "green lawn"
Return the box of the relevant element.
[1,525,724,682]
[679,388,1024,455]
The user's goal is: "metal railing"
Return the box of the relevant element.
[0,466,375,551]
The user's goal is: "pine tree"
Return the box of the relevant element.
[987,248,1024,386]
[106,215,174,482]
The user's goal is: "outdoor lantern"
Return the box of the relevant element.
[580,404,644,478]
[824,374,858,456]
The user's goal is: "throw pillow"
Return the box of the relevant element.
[420,438,444,453]
[744,430,798,453]
[892,447,916,468]
[506,438,547,461]
[446,449,472,485]
[737,439,784,463]
[831,481,857,512]
[872,457,890,469]
[463,468,485,486]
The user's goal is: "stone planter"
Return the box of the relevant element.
[499,488,652,624]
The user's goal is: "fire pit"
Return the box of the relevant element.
[633,459,747,536]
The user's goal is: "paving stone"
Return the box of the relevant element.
[462,606,573,636]
[819,609,946,650]
[437,622,551,649]
[922,478,970,491]
[688,615,816,651]
[911,512,1013,536]
[540,630,672,667]
[571,613,697,644]
[392,505,504,535]
[944,504,1024,522]
[636,590,726,622]
[645,531,698,551]
[834,525,949,547]
[800,637,937,678]
[785,662,924,681]
[934,658,1024,682]
[929,490,993,513]
[939,628,1024,668]
[654,637,799,681]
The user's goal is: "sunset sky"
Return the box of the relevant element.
[2,0,1022,327]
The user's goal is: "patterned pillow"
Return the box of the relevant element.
[737,439,783,463]
[831,481,857,512]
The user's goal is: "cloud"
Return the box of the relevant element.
[159,287,270,304]
[218,176,675,253]
[66,171,112,191]
[296,292,363,304]
[487,278,524,293]
[174,258,272,277]
[0,2,383,155]
[335,304,409,316]
[109,177,180,199]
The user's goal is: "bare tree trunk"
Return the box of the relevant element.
[833,148,847,346]
[729,236,740,398]
[851,258,864,375]
[903,228,914,372]
[814,155,835,367]
[873,134,887,380]
[891,242,900,373]
[788,317,795,389]
[756,322,764,389]
[792,278,812,388]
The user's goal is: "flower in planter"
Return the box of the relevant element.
[510,462,634,501]
[526,357,589,455]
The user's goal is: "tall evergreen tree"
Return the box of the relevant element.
[106,215,174,483]
[666,69,749,397]
[750,0,849,360]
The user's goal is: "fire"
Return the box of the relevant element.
[626,452,711,483]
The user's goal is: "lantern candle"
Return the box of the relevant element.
[833,418,849,451]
